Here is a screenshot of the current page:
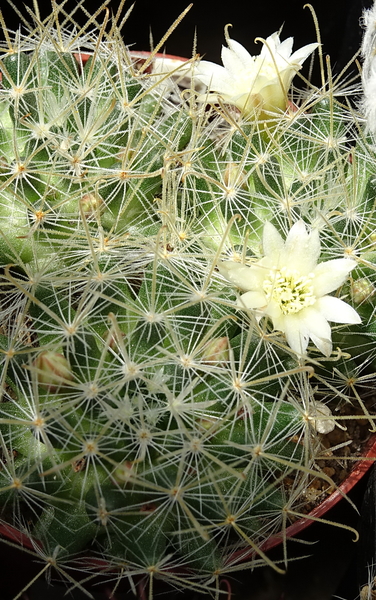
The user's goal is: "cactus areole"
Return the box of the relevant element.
[0,1,376,596]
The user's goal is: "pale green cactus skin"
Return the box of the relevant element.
[0,1,375,596]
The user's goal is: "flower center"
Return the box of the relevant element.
[263,267,316,315]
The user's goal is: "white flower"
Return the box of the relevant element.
[195,31,318,117]
[218,221,361,357]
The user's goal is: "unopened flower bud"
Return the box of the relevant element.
[201,337,229,365]
[351,277,375,304]
[80,193,103,218]
[33,351,74,392]
[113,461,135,484]
[223,163,247,190]
[101,329,125,350]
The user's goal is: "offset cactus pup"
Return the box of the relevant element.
[0,1,376,598]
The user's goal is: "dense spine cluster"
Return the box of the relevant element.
[0,1,375,596]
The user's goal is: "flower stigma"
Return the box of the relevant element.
[263,267,316,315]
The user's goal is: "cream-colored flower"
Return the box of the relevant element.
[218,221,361,356]
[195,31,318,117]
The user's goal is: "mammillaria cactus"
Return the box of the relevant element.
[0,0,376,597]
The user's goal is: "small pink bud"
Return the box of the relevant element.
[33,351,74,392]
[201,337,229,365]
[113,461,135,484]
[223,163,247,190]
[80,193,103,218]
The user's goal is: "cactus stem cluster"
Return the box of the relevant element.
[0,0,376,597]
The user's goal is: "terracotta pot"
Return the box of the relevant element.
[73,50,188,72]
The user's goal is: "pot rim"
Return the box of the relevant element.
[73,50,188,65]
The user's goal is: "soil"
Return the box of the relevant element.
[285,399,376,516]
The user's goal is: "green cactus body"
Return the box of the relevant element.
[0,1,375,597]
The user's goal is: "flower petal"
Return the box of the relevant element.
[259,32,280,59]
[238,290,267,309]
[221,45,245,77]
[313,259,357,296]
[279,308,332,356]
[264,298,283,321]
[194,62,234,92]
[289,42,320,66]
[299,307,332,356]
[262,222,284,259]
[217,261,263,291]
[283,221,320,273]
[282,314,311,355]
[275,36,294,58]
[309,333,332,358]
[225,38,254,69]
[301,307,332,339]
[315,296,361,324]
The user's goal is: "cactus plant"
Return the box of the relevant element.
[0,0,376,597]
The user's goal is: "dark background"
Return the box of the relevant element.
[1,0,376,598]
[1,0,374,80]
